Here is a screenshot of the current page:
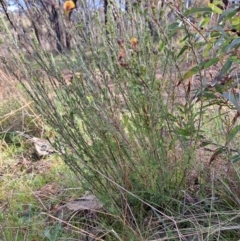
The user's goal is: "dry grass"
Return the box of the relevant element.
[0,68,46,134]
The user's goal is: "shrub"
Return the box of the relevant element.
[1,1,240,239]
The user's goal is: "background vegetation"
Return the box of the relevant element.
[0,0,240,240]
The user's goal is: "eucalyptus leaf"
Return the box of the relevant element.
[183,66,200,80]
[177,45,189,58]
[199,17,210,27]
[211,25,228,38]
[184,7,212,16]
[226,38,240,53]
[219,59,232,76]
[208,3,223,14]
[199,58,219,69]
[218,8,238,23]
[183,58,219,81]
[227,125,240,143]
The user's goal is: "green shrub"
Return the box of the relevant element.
[1,1,240,239]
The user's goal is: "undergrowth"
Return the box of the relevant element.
[0,0,240,240]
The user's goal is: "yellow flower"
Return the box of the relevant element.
[63,1,76,16]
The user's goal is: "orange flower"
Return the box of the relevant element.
[63,1,76,16]
[130,37,138,50]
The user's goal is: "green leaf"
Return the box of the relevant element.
[177,45,189,58]
[199,17,210,27]
[231,16,240,26]
[227,125,240,143]
[183,58,219,80]
[199,58,219,69]
[203,43,213,57]
[202,91,218,99]
[226,38,240,53]
[176,128,191,137]
[183,66,199,80]
[219,59,233,75]
[208,2,223,14]
[168,22,180,30]
[184,7,212,16]
[180,35,189,43]
[214,37,226,49]
[211,25,228,38]
[218,8,238,23]
[158,41,165,52]
[230,154,240,163]
[229,56,240,64]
